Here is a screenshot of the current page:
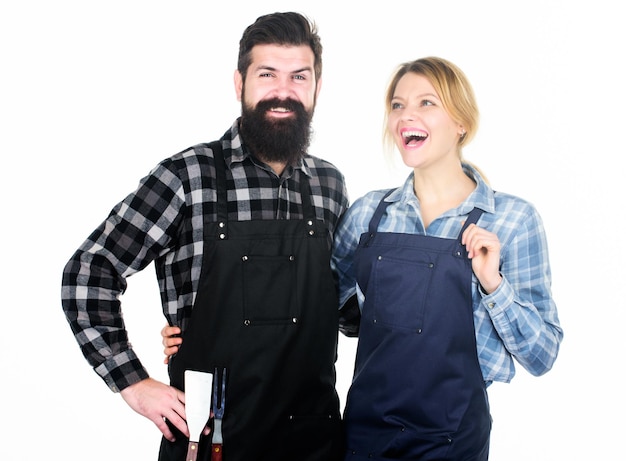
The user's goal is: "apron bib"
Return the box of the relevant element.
[344,193,491,461]
[160,143,343,461]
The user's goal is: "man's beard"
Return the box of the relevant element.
[239,97,314,167]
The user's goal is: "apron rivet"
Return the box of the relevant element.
[219,233,226,239]
[377,256,382,260]
[292,317,298,323]
[309,230,315,235]
[307,220,313,226]
[244,319,250,326]
[242,255,248,261]
[219,222,225,228]
[289,255,295,261]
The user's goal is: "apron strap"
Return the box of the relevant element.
[454,207,485,258]
[209,141,229,239]
[366,188,486,257]
[297,169,315,223]
[458,207,484,239]
[367,189,395,234]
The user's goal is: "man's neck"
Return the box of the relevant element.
[265,160,288,176]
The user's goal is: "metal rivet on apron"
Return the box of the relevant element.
[242,255,248,261]
[219,233,226,239]
[456,251,462,256]
[416,328,422,334]
[292,317,298,323]
[308,230,315,236]
[244,319,250,326]
[219,222,225,228]
[428,263,434,268]
[377,256,382,260]
[289,255,295,261]
[307,220,313,226]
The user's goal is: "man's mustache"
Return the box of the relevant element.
[255,98,305,114]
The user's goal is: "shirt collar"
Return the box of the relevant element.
[385,163,496,216]
[223,118,312,178]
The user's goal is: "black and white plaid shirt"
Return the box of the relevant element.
[62,119,350,392]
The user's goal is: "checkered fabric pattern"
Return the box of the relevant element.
[62,119,349,392]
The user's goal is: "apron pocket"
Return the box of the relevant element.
[371,256,434,331]
[242,254,299,325]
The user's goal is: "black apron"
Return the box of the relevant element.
[344,193,491,460]
[159,143,343,461]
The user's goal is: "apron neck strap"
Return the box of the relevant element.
[210,141,316,223]
[368,190,485,243]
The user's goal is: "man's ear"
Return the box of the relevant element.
[234,70,243,102]
[315,76,323,101]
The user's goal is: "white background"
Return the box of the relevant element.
[1,1,624,459]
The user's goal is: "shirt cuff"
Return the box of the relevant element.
[479,274,514,316]
[95,349,150,393]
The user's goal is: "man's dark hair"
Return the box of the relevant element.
[238,12,322,83]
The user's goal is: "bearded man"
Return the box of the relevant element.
[62,12,349,461]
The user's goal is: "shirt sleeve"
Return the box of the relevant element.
[61,159,186,392]
[478,203,563,377]
[331,200,365,309]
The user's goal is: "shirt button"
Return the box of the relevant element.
[488,302,495,309]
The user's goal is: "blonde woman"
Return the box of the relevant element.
[332,57,563,460]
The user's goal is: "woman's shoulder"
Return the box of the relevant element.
[492,189,540,213]
[351,187,397,210]
[488,189,545,232]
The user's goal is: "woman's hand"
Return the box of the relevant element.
[461,223,502,294]
[161,324,182,364]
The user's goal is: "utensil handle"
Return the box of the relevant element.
[186,442,199,461]
[211,443,223,461]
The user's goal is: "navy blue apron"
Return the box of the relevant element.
[344,192,491,460]
[160,142,343,461]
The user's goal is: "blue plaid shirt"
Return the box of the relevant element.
[331,164,563,384]
[62,119,349,392]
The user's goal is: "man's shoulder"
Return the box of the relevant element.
[155,141,223,173]
[166,123,237,166]
[302,154,345,178]
[172,142,219,160]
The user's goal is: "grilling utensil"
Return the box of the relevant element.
[184,370,214,461]
[211,367,226,461]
